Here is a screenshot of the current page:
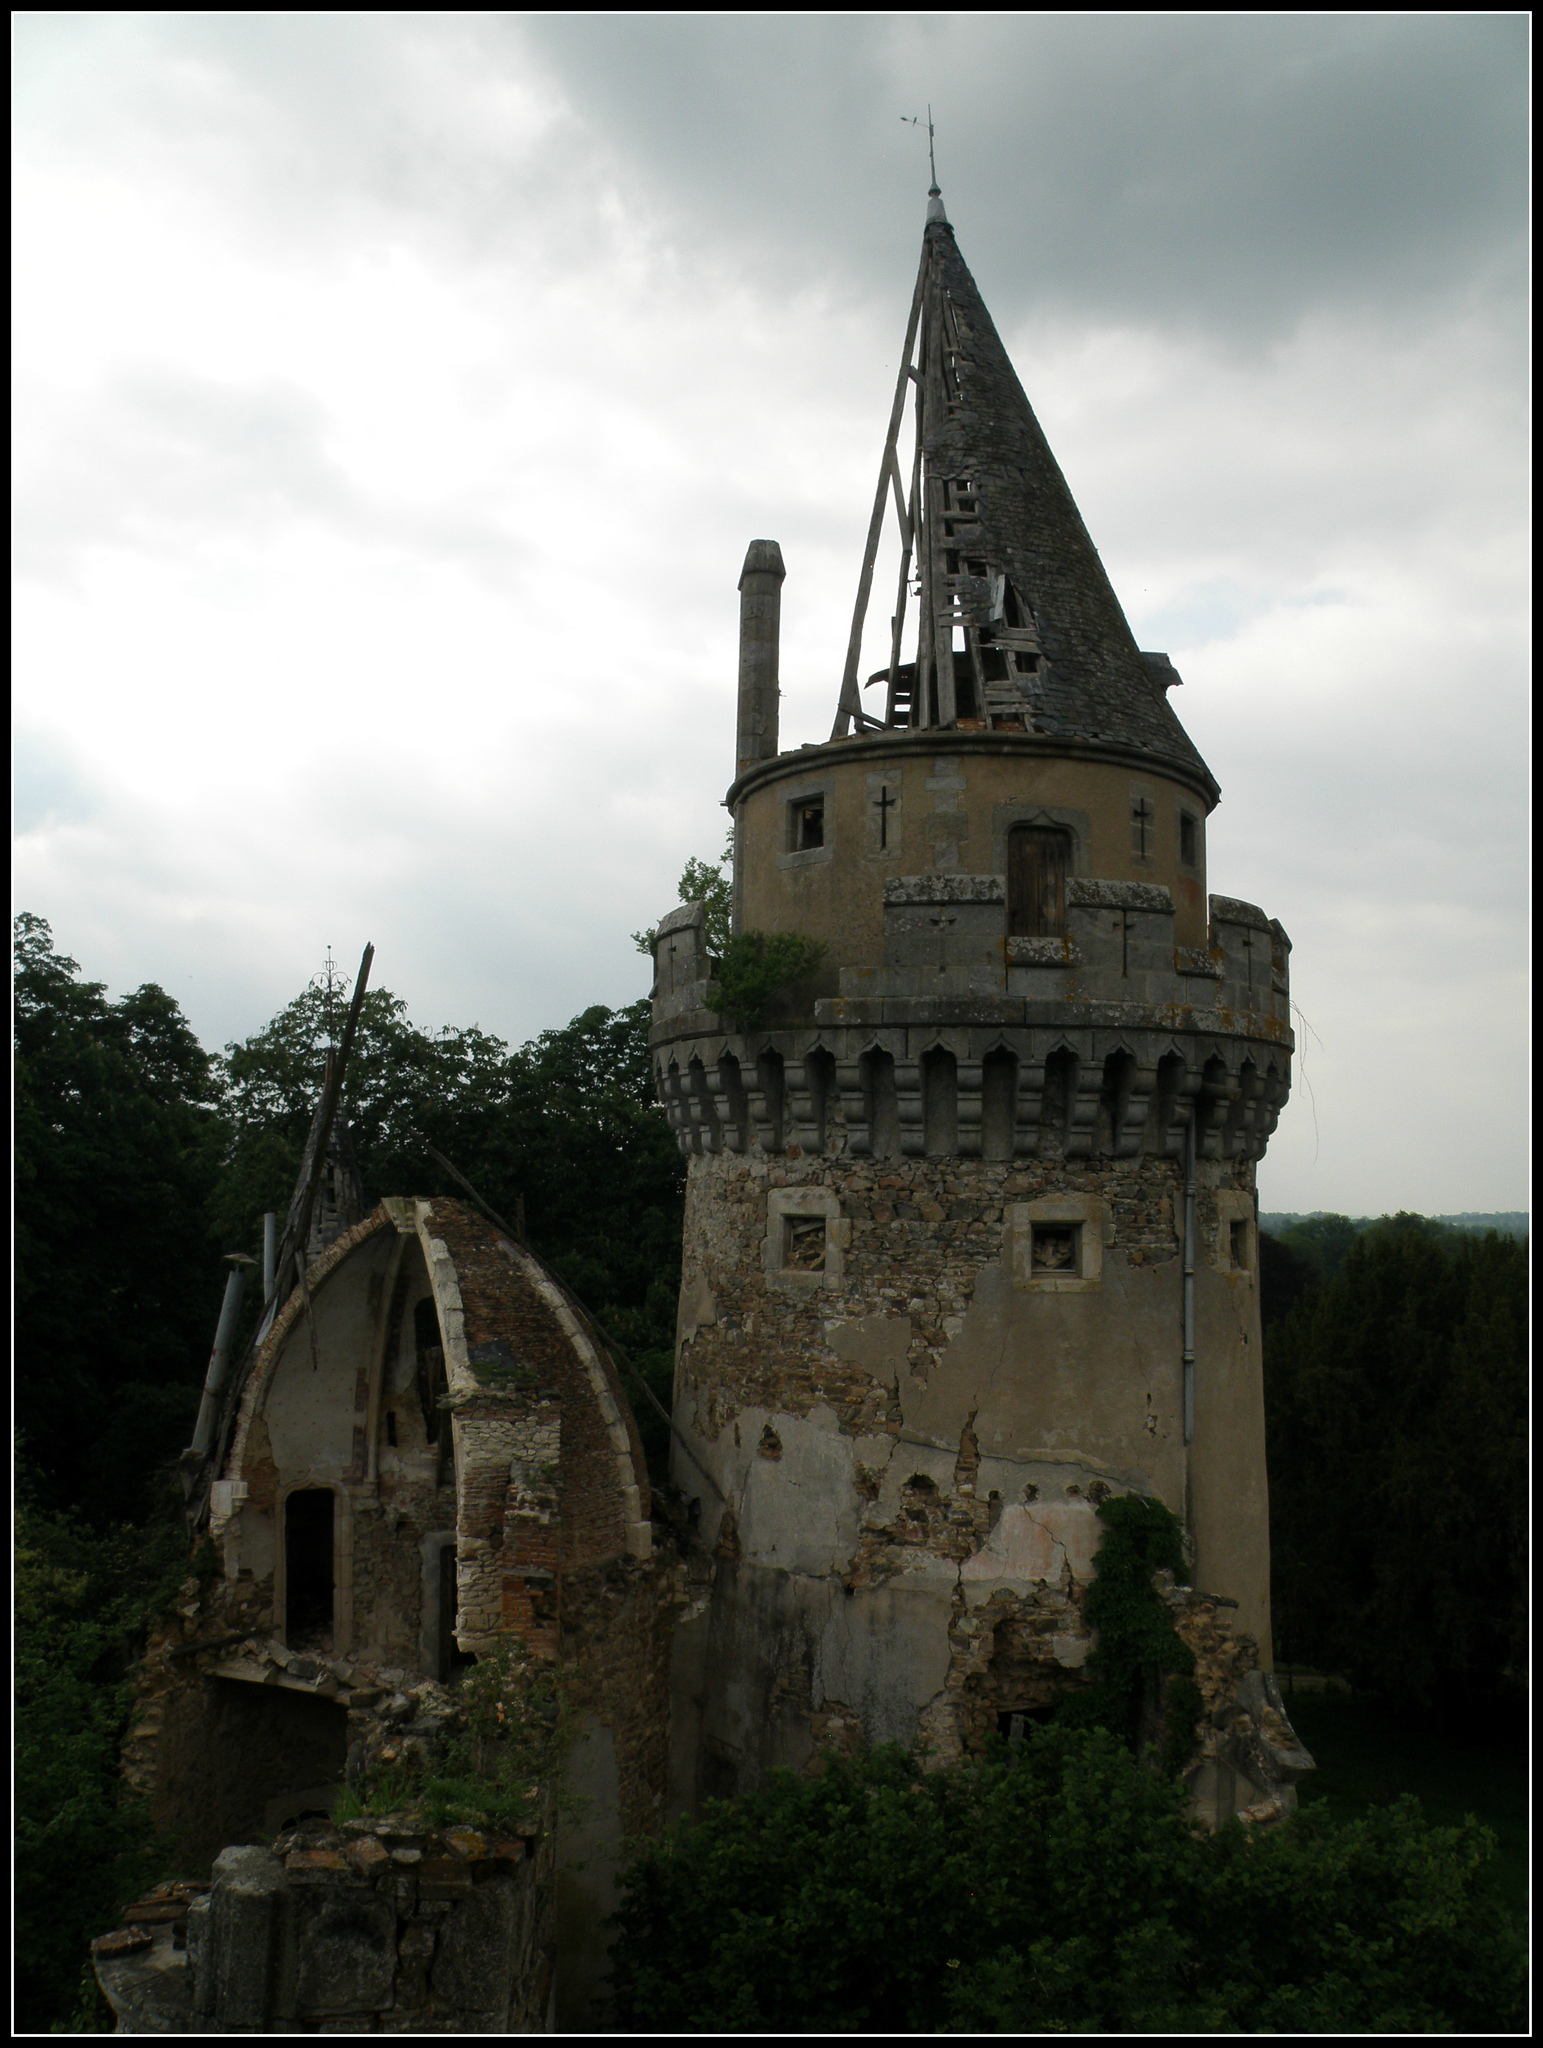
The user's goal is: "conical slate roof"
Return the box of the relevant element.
[919,218,1217,796]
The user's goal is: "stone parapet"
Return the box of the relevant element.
[651,880,1291,1165]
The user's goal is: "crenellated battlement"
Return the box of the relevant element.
[650,882,1292,1164]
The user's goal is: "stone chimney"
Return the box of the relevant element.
[735,539,785,779]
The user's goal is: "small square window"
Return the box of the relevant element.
[1010,1199,1106,1291]
[1179,812,1199,868]
[1032,1223,1080,1273]
[766,1189,842,1289]
[794,797,825,851]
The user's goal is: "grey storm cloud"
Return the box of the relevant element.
[17,366,526,584]
[18,14,1527,332]
[520,13,1528,332]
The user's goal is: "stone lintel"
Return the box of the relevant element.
[1066,878,1174,912]
[883,873,1006,906]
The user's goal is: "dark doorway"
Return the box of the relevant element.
[1008,827,1070,937]
[438,1543,475,1684]
[285,1488,335,1651]
[998,1705,1057,1744]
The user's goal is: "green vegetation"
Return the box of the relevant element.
[608,1494,1525,2029]
[705,928,827,1031]
[14,1495,195,2033]
[607,1731,1526,2033]
[331,1639,574,1834]
[1056,1493,1200,1775]
[632,833,734,957]
[1261,1214,1527,1718]
[632,834,826,1029]
[1286,1689,1528,1923]
[15,914,229,1524]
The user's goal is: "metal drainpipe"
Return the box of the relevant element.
[190,1257,252,1458]
[1183,1116,1197,1446]
[262,1211,276,1305]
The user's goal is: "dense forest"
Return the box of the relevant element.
[13,912,1528,2030]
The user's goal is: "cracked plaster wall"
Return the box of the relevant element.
[671,1143,1271,1802]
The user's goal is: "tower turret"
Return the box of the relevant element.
[652,195,1305,1825]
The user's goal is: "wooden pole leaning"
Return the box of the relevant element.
[885,384,925,726]
[830,248,928,739]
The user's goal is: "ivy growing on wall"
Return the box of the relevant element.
[1057,1492,1202,1775]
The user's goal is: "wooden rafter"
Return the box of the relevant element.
[830,246,929,739]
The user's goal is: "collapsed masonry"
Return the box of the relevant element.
[94,1818,554,2035]
[103,1193,680,2031]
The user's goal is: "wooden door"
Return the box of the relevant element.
[1008,827,1069,936]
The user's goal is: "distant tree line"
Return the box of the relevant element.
[1260,1214,1527,1723]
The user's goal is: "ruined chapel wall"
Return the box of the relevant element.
[422,1202,646,1576]
[562,1559,679,1843]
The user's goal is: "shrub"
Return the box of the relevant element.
[607,1732,1525,2033]
[14,1501,190,2033]
[706,931,826,1031]
[1056,1493,1200,1772]
[331,1638,574,1834]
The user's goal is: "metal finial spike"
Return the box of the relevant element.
[925,105,948,222]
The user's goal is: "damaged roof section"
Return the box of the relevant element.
[832,205,1218,801]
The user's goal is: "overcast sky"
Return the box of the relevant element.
[13,14,1529,1215]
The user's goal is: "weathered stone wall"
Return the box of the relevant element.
[122,1572,447,1873]
[676,1147,1198,1440]
[562,1556,680,1842]
[667,1136,1278,1810]
[426,1201,651,1557]
[555,1552,686,2030]
[123,1194,674,2026]
[94,1813,555,2034]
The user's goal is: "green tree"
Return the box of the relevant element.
[213,983,685,1473]
[633,834,733,957]
[15,1493,192,2033]
[1273,1211,1365,1284]
[607,1732,1524,2033]
[14,915,229,1522]
[1264,1217,1527,1715]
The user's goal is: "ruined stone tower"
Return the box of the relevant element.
[651,187,1301,1820]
